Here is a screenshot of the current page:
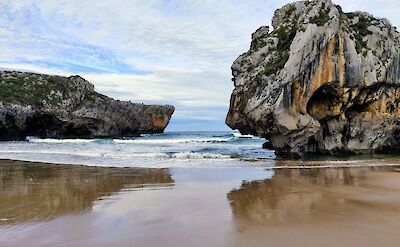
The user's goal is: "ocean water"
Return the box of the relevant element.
[0,131,275,168]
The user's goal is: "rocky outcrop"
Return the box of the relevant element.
[226,0,400,158]
[0,71,174,140]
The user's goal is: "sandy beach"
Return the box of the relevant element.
[0,159,400,247]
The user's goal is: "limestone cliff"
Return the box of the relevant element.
[226,0,400,157]
[0,71,174,140]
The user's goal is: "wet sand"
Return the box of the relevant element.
[1,159,400,246]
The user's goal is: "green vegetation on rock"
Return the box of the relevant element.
[0,78,31,105]
[275,25,296,52]
[252,39,268,52]
[345,13,374,53]
[0,75,69,107]
[264,53,290,76]
[285,4,296,18]
[350,15,374,36]
[310,8,330,26]
[263,25,296,76]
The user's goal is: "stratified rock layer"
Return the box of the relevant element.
[226,0,400,157]
[0,71,174,140]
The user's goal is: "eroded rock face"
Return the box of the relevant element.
[226,0,400,158]
[0,71,174,140]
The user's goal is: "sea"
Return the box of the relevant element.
[0,131,276,168]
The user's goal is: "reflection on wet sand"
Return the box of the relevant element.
[2,160,400,247]
[228,166,400,246]
[228,168,366,223]
[0,159,173,225]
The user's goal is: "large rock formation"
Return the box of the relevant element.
[0,71,174,140]
[226,0,400,158]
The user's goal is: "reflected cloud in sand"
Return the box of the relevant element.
[0,160,173,225]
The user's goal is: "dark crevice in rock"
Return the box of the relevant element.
[0,114,25,141]
[306,82,341,120]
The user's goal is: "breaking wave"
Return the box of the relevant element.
[0,131,274,167]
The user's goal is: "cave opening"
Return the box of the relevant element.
[306,83,341,121]
[25,113,64,137]
[0,114,24,140]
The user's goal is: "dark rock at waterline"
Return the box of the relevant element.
[0,71,174,140]
[226,0,400,158]
[262,141,273,150]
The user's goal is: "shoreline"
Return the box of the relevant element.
[2,156,400,169]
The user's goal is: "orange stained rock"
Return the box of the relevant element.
[152,115,170,130]
[290,34,346,119]
[338,33,345,87]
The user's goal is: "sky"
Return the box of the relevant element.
[0,0,399,131]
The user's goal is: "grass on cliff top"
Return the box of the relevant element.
[0,76,69,107]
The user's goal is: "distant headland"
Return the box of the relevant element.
[0,71,174,140]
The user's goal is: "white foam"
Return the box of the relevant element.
[27,138,95,144]
[139,133,164,137]
[116,153,170,158]
[0,149,234,161]
[233,133,254,138]
[113,137,230,144]
[171,152,232,160]
[0,150,100,157]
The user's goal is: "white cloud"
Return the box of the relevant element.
[0,63,70,76]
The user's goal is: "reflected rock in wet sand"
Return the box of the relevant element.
[227,167,400,226]
[0,160,173,225]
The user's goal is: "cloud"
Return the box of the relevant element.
[0,63,70,76]
[0,0,399,130]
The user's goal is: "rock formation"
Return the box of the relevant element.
[226,0,400,157]
[0,71,174,140]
